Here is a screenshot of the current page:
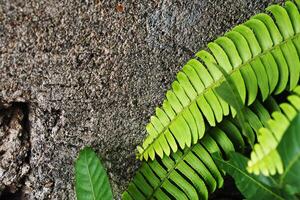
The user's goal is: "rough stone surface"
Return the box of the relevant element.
[0,0,284,199]
[0,103,30,194]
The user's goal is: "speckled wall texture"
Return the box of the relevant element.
[0,0,283,199]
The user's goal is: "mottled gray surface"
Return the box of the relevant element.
[0,0,283,199]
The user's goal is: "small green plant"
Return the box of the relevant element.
[75,147,113,200]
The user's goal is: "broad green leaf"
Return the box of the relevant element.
[278,113,300,193]
[213,152,285,200]
[75,147,113,200]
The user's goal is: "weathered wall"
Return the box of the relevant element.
[0,0,283,199]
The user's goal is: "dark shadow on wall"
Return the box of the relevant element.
[0,188,23,200]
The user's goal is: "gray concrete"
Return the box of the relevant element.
[0,0,283,199]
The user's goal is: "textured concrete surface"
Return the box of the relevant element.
[0,0,283,199]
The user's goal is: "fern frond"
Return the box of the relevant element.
[123,124,237,200]
[138,1,300,161]
[247,86,300,176]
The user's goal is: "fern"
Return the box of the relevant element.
[137,1,300,161]
[247,86,300,176]
[123,99,279,200]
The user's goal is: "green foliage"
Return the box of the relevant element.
[123,1,300,199]
[214,59,255,146]
[214,112,300,199]
[278,112,300,194]
[122,98,280,199]
[137,0,300,161]
[123,130,233,200]
[247,87,300,176]
[213,152,286,200]
[75,147,113,200]
[72,1,300,200]
[124,90,300,199]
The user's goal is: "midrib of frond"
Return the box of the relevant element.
[141,32,300,156]
[84,150,97,200]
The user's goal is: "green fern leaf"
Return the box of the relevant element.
[247,86,300,176]
[75,147,113,200]
[137,1,300,161]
